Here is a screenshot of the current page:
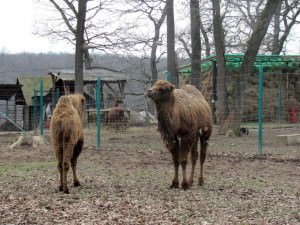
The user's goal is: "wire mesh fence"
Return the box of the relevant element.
[0,70,299,157]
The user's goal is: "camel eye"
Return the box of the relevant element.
[159,87,167,93]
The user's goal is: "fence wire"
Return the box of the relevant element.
[0,72,299,157]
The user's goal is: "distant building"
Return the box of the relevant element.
[0,68,128,131]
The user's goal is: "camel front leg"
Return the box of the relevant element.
[180,136,193,190]
[169,139,179,189]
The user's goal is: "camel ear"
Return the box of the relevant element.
[80,95,85,102]
[169,84,175,92]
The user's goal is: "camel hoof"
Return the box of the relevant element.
[170,180,179,189]
[188,179,194,187]
[63,187,70,194]
[198,177,204,186]
[74,181,81,187]
[181,181,189,190]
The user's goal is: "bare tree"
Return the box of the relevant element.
[126,0,167,85]
[232,0,280,135]
[167,0,178,87]
[36,0,127,56]
[46,0,88,93]
[227,0,299,54]
[240,0,281,75]
[208,0,281,135]
[176,0,212,59]
[75,0,87,93]
[120,0,167,115]
[200,18,211,57]
[177,32,191,59]
[190,0,201,88]
[211,0,228,126]
[147,0,167,85]
[270,0,300,54]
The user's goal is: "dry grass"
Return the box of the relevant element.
[0,126,299,224]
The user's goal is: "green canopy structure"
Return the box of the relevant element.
[178,54,300,75]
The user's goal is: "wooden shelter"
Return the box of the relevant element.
[0,68,128,131]
[0,84,23,131]
[48,69,128,108]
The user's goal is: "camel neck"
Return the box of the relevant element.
[155,95,175,114]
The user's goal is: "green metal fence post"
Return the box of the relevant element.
[40,80,44,136]
[33,89,37,135]
[278,74,282,124]
[258,65,263,156]
[96,77,101,149]
[166,71,170,82]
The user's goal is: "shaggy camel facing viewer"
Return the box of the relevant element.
[50,94,85,193]
[147,80,213,190]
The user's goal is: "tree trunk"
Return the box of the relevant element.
[151,33,158,86]
[271,2,281,55]
[75,0,87,94]
[150,5,167,86]
[149,29,160,115]
[190,0,201,89]
[200,18,210,57]
[166,0,178,87]
[240,0,280,75]
[211,0,228,125]
[272,1,300,55]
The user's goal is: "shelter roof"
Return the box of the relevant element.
[0,84,22,101]
[17,75,53,106]
[49,68,128,83]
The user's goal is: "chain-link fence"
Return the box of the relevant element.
[0,69,300,156]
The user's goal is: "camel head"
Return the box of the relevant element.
[147,80,175,103]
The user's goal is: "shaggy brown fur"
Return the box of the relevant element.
[147,80,213,190]
[106,107,127,130]
[50,94,85,194]
[68,94,85,121]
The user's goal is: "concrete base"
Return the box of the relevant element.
[276,134,300,145]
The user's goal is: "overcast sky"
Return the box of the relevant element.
[0,0,299,54]
[0,0,74,53]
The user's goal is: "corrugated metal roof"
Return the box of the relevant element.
[17,75,53,106]
[49,69,128,82]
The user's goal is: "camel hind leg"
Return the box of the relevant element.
[71,139,83,187]
[62,142,74,194]
[54,144,64,192]
[199,134,209,186]
[169,139,179,189]
[188,139,198,186]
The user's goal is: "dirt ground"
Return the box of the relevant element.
[0,126,299,225]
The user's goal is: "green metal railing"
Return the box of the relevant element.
[258,65,263,156]
[96,77,101,149]
[40,80,44,136]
